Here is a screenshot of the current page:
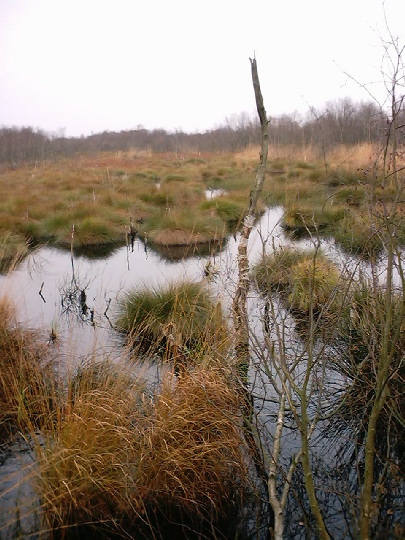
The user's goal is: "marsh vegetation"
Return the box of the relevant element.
[1,48,405,538]
[0,139,403,539]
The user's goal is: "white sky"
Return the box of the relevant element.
[0,0,404,137]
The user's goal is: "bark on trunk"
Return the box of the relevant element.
[232,57,272,537]
[233,56,268,381]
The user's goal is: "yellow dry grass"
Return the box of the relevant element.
[37,363,248,537]
[236,142,383,171]
[0,295,58,439]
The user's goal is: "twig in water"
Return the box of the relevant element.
[39,282,46,303]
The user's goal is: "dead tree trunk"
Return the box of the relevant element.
[232,57,272,536]
[233,56,269,381]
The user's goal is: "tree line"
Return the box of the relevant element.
[0,97,403,165]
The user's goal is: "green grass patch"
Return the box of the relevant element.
[0,232,29,273]
[333,186,366,207]
[115,281,226,359]
[74,216,117,245]
[282,204,346,237]
[296,161,314,169]
[165,174,187,182]
[41,213,72,241]
[143,207,225,245]
[333,210,384,258]
[140,191,174,207]
[327,171,362,187]
[201,198,245,224]
[307,169,323,181]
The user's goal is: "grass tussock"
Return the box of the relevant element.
[333,210,384,258]
[115,281,228,363]
[282,204,346,237]
[0,296,58,439]
[201,197,245,228]
[333,283,405,457]
[38,363,248,538]
[0,232,29,273]
[253,247,342,314]
[143,207,226,246]
[137,368,247,531]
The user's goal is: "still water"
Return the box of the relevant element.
[0,208,290,364]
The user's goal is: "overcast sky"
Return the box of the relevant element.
[1,0,404,137]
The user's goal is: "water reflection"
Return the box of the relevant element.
[205,188,227,199]
[148,237,228,262]
[0,206,402,363]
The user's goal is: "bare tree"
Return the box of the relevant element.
[233,56,269,380]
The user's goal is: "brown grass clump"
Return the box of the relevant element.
[139,368,247,522]
[38,364,249,538]
[0,296,58,440]
[39,361,147,537]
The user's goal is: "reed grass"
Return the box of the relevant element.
[0,296,59,440]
